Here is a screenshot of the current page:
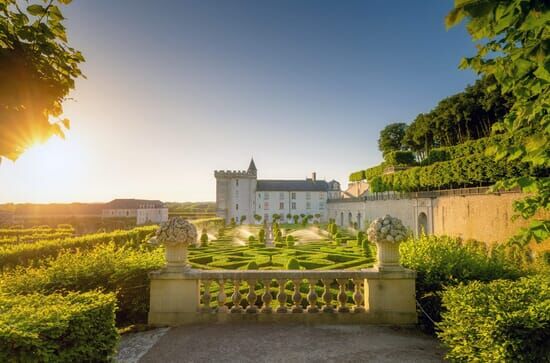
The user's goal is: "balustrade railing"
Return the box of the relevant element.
[196,270,375,314]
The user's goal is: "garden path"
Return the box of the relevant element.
[118,323,444,362]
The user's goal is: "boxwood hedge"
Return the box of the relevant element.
[0,291,118,362]
[438,275,550,362]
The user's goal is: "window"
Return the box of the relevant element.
[306,192,311,200]
[279,202,284,210]
[264,193,269,200]
[291,192,296,200]
[264,201,269,210]
[319,192,324,199]
[279,192,284,200]
[236,204,239,210]
[236,179,239,186]
[291,202,296,210]
[319,201,325,210]
[306,201,311,210]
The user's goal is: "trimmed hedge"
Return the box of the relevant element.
[384,150,416,166]
[0,243,164,326]
[438,275,550,362]
[0,291,118,362]
[0,226,157,269]
[400,235,525,332]
[370,153,541,192]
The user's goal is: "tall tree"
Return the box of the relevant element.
[378,122,408,156]
[0,0,84,162]
[447,0,549,244]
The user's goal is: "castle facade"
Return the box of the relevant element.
[215,159,341,224]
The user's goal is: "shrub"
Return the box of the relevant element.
[0,291,118,362]
[0,226,157,269]
[330,223,338,236]
[258,229,266,243]
[286,258,300,270]
[248,235,256,243]
[0,243,164,326]
[200,229,208,247]
[286,235,295,247]
[438,275,550,362]
[349,170,366,182]
[362,239,373,259]
[384,150,416,166]
[400,235,524,332]
[246,261,259,270]
[357,231,364,244]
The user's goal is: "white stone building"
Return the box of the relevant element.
[102,199,169,225]
[215,159,341,224]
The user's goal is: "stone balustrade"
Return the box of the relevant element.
[148,268,417,326]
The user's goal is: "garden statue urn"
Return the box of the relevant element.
[154,217,197,271]
[367,215,408,271]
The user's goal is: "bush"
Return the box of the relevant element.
[400,235,524,332]
[200,229,208,247]
[0,243,164,326]
[246,261,259,270]
[0,226,157,269]
[384,150,416,166]
[362,239,373,259]
[357,231,364,243]
[286,258,300,270]
[248,235,256,243]
[258,229,266,243]
[0,291,118,362]
[286,235,295,247]
[349,170,366,182]
[438,275,550,362]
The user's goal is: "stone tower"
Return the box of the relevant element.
[214,158,257,224]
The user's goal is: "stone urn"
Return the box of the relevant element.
[367,215,408,271]
[153,217,197,271]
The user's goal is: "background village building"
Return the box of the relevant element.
[102,199,168,225]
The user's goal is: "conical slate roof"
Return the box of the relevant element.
[247,158,257,173]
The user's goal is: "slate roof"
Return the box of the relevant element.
[104,199,165,209]
[256,180,329,192]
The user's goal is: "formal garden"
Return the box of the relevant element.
[0,217,548,361]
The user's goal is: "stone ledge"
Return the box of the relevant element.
[148,268,416,281]
[148,311,417,327]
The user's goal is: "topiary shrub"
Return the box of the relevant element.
[362,239,373,259]
[200,228,208,247]
[286,235,295,247]
[248,235,256,243]
[246,261,259,270]
[0,291,118,362]
[438,275,550,362]
[286,258,300,270]
[357,231,364,244]
[258,229,265,243]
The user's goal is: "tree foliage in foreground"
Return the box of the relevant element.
[0,0,84,162]
[447,0,549,244]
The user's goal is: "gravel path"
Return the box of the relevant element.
[120,323,444,363]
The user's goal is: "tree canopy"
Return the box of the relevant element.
[0,0,84,162]
[377,122,408,156]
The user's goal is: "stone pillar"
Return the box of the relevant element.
[363,269,417,325]
[148,217,201,326]
[364,215,417,324]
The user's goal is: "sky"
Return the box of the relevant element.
[0,0,478,203]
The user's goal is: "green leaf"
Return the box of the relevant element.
[27,4,47,17]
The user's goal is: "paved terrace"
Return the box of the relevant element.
[117,323,444,363]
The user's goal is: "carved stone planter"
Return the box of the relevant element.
[367,215,408,271]
[154,217,197,271]
[375,241,401,270]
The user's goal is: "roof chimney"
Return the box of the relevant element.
[312,172,317,182]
